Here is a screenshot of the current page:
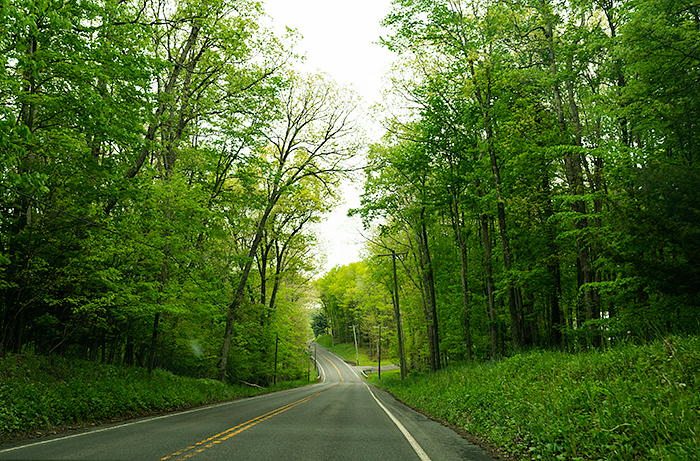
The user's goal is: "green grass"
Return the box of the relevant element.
[315,334,395,367]
[0,354,312,443]
[368,336,700,460]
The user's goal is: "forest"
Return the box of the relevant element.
[1,0,361,385]
[315,0,700,371]
[2,0,700,387]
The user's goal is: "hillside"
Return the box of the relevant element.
[361,337,700,460]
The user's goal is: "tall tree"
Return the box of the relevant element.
[217,73,360,382]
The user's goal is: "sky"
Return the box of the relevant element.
[262,0,396,274]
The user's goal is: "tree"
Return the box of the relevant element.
[1,0,156,355]
[0,0,320,385]
[310,311,328,337]
[217,72,360,382]
[354,134,445,371]
[383,0,532,350]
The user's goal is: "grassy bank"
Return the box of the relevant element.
[315,334,395,367]
[0,354,311,444]
[368,336,700,460]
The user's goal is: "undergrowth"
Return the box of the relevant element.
[369,336,700,460]
[0,354,310,443]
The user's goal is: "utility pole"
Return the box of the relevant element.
[273,332,279,385]
[352,324,359,366]
[378,323,382,380]
[378,250,407,380]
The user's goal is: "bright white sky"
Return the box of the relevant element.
[262,0,395,274]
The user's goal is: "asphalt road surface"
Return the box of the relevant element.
[0,346,495,460]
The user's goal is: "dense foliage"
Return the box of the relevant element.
[0,0,360,385]
[315,0,700,371]
[3,0,698,405]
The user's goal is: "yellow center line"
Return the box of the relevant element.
[318,351,344,383]
[161,389,327,461]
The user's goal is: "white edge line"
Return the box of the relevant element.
[316,359,326,384]
[314,347,429,460]
[0,400,240,454]
[315,347,348,379]
[365,383,432,461]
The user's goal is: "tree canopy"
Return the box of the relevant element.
[329,0,700,372]
[0,0,360,385]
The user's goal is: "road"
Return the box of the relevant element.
[0,346,495,460]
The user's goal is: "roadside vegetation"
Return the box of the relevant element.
[0,354,312,444]
[315,334,393,368]
[367,336,700,461]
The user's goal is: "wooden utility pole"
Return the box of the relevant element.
[352,324,359,366]
[378,324,382,380]
[307,345,311,381]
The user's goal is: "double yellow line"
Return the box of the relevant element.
[161,390,324,460]
[318,351,344,383]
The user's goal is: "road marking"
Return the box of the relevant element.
[318,351,344,384]
[0,388,312,456]
[365,384,432,461]
[161,390,325,460]
[0,396,269,455]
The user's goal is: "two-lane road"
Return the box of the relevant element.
[0,346,495,460]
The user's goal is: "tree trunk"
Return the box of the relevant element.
[2,36,39,356]
[105,21,202,215]
[470,60,523,350]
[124,328,134,366]
[542,170,563,347]
[218,200,277,382]
[147,312,160,373]
[450,190,472,361]
[259,235,270,308]
[542,3,599,347]
[417,210,440,372]
[480,212,498,359]
[148,250,169,374]
[390,251,407,379]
